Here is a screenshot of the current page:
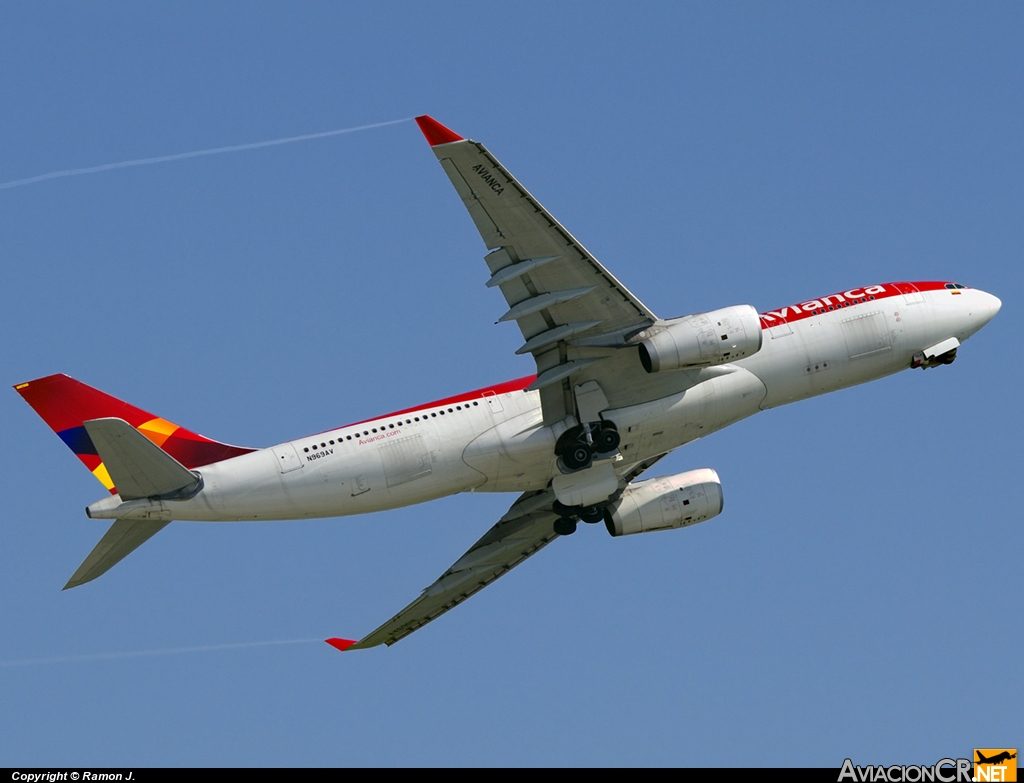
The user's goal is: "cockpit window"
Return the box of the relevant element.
[946,282,968,290]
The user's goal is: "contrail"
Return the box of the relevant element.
[0,638,322,667]
[0,117,412,191]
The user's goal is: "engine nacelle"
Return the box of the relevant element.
[638,305,762,373]
[605,468,723,537]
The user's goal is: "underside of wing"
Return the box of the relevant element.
[330,453,670,652]
[415,116,666,424]
[342,490,561,649]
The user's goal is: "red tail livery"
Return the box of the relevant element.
[15,374,253,494]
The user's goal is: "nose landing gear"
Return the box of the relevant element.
[912,347,957,369]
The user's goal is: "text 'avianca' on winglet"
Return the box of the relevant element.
[414,115,464,146]
[325,637,358,652]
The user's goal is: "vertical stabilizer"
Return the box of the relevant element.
[15,374,253,494]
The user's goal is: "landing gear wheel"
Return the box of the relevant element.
[562,444,593,471]
[595,427,620,453]
[552,500,575,518]
[553,517,578,536]
[579,506,604,524]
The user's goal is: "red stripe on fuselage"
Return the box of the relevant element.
[337,375,536,431]
[758,281,956,330]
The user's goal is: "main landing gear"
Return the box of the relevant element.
[552,501,608,536]
[556,421,621,472]
[550,420,621,535]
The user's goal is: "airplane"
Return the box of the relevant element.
[976,752,1017,765]
[15,115,1001,651]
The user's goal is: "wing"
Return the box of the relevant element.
[415,116,662,425]
[346,489,560,649]
[331,455,667,650]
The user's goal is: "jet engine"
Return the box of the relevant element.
[638,305,762,373]
[605,468,723,537]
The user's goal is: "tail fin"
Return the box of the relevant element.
[15,374,253,494]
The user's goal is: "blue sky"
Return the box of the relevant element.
[2,3,1020,766]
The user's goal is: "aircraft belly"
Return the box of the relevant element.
[751,314,908,409]
[170,449,301,520]
[462,408,557,492]
[161,429,475,521]
[609,368,766,463]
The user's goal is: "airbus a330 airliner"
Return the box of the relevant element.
[16,116,1001,650]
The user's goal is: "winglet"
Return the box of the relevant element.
[414,116,464,146]
[325,637,358,652]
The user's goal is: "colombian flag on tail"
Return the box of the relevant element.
[14,374,254,494]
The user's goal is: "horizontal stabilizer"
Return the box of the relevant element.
[84,418,201,500]
[64,517,170,589]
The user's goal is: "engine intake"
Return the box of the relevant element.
[605,468,723,537]
[639,305,762,373]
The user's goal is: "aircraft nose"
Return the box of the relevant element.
[978,290,1001,324]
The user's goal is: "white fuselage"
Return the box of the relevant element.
[86,282,1000,523]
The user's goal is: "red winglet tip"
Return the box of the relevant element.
[415,115,464,146]
[325,637,358,652]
